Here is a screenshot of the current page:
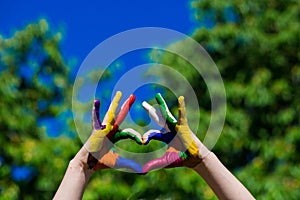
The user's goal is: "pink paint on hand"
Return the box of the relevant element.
[142,151,183,174]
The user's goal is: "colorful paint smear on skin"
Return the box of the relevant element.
[175,96,199,157]
[141,93,203,173]
[85,91,143,173]
[87,91,122,152]
[155,93,199,157]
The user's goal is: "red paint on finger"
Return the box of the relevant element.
[107,95,135,140]
[114,94,135,127]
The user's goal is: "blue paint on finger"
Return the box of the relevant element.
[145,131,175,144]
[115,157,142,173]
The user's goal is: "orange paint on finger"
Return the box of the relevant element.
[93,151,118,170]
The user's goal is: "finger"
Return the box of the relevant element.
[142,101,166,128]
[114,156,142,173]
[142,151,183,174]
[177,96,188,126]
[103,91,122,125]
[92,99,102,130]
[155,93,177,124]
[176,96,199,157]
[175,126,199,158]
[114,94,136,129]
[93,150,118,170]
[143,129,174,144]
[112,128,142,144]
[142,129,162,144]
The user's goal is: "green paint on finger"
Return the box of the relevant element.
[179,151,188,160]
[155,93,177,125]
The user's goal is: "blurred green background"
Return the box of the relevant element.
[1,0,300,199]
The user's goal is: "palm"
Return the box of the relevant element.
[85,92,142,173]
[141,93,207,173]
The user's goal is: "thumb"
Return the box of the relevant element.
[114,157,143,173]
[142,151,183,174]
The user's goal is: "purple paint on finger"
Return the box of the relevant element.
[93,99,102,129]
[94,99,101,121]
[94,99,100,107]
[100,124,106,129]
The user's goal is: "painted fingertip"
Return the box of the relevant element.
[142,101,151,109]
[142,102,159,121]
[155,93,162,99]
[128,94,136,105]
[112,91,122,104]
[178,96,185,104]
[94,99,100,107]
[135,137,143,145]
[142,138,149,145]
[156,93,166,102]
[116,91,122,97]
[100,124,106,129]
[142,164,152,174]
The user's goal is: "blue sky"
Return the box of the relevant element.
[0,1,200,137]
[0,0,198,64]
[0,1,219,182]
[1,0,200,181]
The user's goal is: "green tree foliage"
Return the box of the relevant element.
[0,19,78,199]
[148,0,300,199]
[2,0,299,198]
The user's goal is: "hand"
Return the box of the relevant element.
[84,91,142,173]
[141,93,210,173]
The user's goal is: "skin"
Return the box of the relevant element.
[141,93,255,200]
[53,92,142,200]
[54,92,255,200]
[141,93,210,171]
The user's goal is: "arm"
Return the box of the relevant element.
[53,147,93,200]
[54,92,142,199]
[142,93,255,200]
[193,152,255,200]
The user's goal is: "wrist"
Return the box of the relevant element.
[69,157,95,182]
[72,147,95,175]
[53,153,93,200]
[192,151,213,172]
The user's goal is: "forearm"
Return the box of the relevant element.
[193,152,255,200]
[53,148,93,200]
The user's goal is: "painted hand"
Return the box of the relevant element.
[141,93,210,173]
[85,91,142,173]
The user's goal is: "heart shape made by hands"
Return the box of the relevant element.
[100,93,206,174]
[86,92,206,174]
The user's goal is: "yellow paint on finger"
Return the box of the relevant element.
[87,132,105,152]
[176,124,199,157]
[178,96,188,126]
[86,91,122,152]
[105,111,115,132]
[176,96,199,157]
[87,129,111,152]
